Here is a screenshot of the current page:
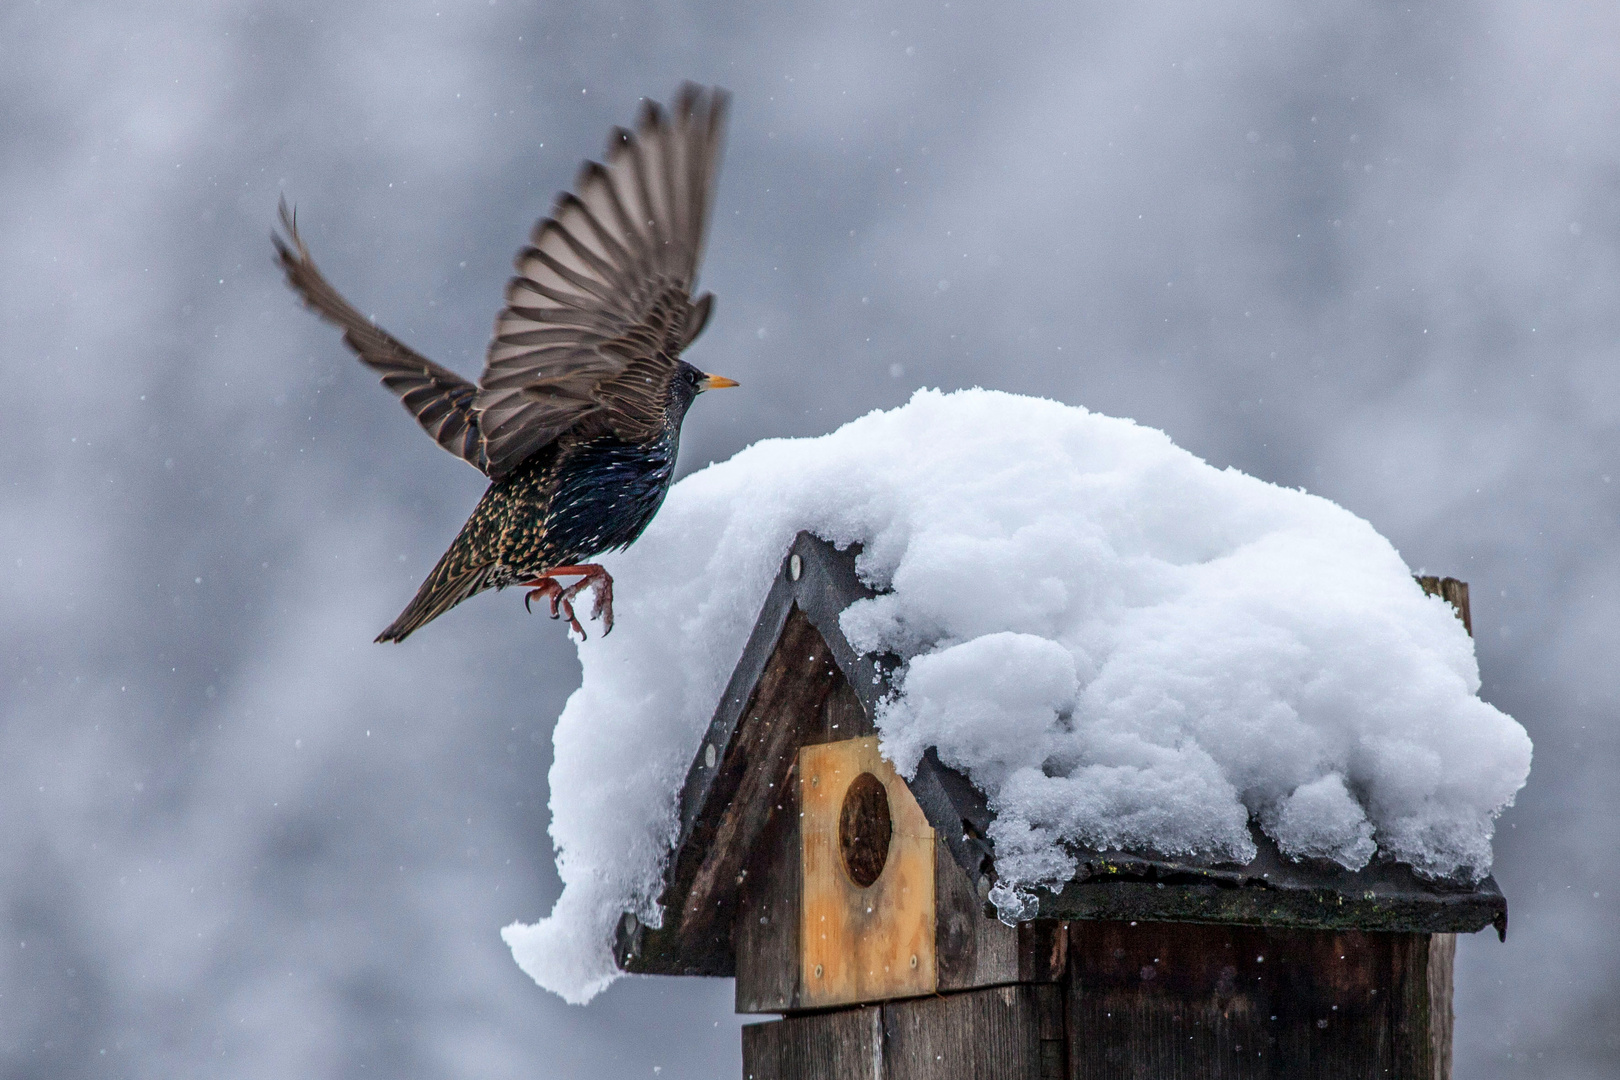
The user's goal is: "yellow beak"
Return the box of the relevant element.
[698,373,739,391]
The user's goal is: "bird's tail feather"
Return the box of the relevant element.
[376,552,494,643]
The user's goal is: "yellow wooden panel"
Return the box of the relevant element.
[799,737,936,1007]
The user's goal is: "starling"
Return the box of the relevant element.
[274,83,736,642]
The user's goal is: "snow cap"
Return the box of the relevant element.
[502,389,1531,1003]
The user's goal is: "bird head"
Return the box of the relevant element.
[669,360,738,420]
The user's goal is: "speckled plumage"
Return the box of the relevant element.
[402,399,690,630]
[274,84,733,641]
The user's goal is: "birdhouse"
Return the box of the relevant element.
[614,533,1506,1079]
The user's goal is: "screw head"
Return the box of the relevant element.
[704,743,716,768]
[814,964,823,978]
[788,553,802,581]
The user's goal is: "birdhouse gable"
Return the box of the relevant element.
[614,533,1000,991]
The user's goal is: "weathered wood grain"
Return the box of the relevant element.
[1019,921,1070,984]
[1066,920,1445,1079]
[735,767,804,1013]
[1415,576,1472,637]
[934,833,1019,992]
[885,984,1065,1080]
[800,737,937,1008]
[744,984,1064,1079]
[676,608,862,965]
[1390,924,1435,1079]
[743,1006,882,1080]
[1427,933,1455,1080]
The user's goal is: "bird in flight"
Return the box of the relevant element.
[275,83,736,642]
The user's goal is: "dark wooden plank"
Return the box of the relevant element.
[1427,934,1455,1080]
[1415,576,1472,637]
[735,762,804,1013]
[1040,823,1507,935]
[743,1006,882,1080]
[653,608,847,972]
[934,833,1018,992]
[1020,921,1069,984]
[907,747,998,894]
[1038,982,1068,1080]
[1067,921,1440,1079]
[819,658,873,741]
[884,984,1064,1080]
[1387,927,1432,1080]
[1043,877,1504,936]
[934,830,1073,993]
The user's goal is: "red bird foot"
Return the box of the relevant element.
[522,564,615,639]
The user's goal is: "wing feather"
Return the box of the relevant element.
[273,199,488,473]
[474,83,730,479]
[539,202,633,296]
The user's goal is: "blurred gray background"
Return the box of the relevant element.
[1,1,1614,1077]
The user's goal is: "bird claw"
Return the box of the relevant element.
[524,578,563,617]
[557,597,586,639]
[560,571,615,637]
[522,565,613,639]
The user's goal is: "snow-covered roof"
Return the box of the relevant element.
[501,389,1530,1004]
[619,534,1507,983]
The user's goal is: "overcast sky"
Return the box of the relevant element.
[2,1,1616,1077]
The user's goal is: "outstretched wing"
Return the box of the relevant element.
[475,82,729,479]
[274,200,488,473]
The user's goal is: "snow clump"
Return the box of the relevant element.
[501,388,1531,1004]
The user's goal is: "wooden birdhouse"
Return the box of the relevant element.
[614,533,1506,1079]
